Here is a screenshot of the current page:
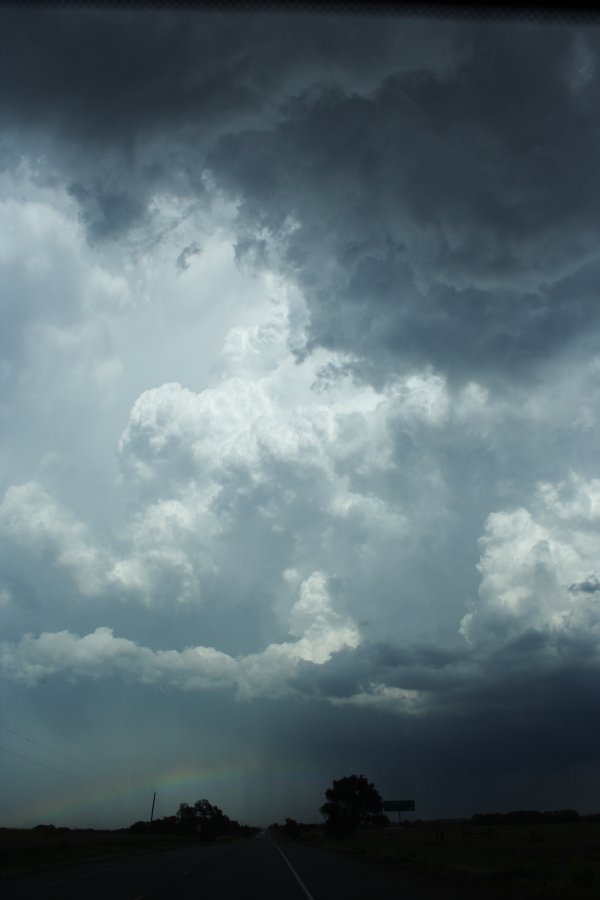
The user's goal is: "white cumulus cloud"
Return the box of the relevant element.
[1,572,359,700]
[461,473,600,647]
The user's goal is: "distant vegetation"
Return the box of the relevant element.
[130,797,258,841]
[0,797,259,878]
[269,818,320,839]
[471,809,584,825]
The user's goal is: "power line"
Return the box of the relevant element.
[0,744,107,788]
[0,743,154,801]
[0,722,145,792]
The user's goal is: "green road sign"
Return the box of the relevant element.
[383,800,415,812]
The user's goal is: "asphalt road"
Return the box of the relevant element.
[0,832,494,900]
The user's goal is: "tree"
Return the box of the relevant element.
[194,799,223,822]
[176,802,197,834]
[320,774,384,836]
[193,798,224,841]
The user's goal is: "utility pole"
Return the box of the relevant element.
[150,792,156,822]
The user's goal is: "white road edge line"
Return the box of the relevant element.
[275,845,316,900]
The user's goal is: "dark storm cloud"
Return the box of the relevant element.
[280,641,600,817]
[290,640,471,700]
[68,181,147,242]
[443,665,600,774]
[210,27,600,384]
[291,612,600,716]
[3,9,598,384]
[408,670,600,816]
[0,8,455,238]
[370,640,466,670]
[0,8,560,383]
[283,620,600,814]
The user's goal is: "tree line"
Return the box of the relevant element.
[130,798,258,840]
[130,774,387,841]
[472,809,582,826]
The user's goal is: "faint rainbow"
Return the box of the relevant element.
[17,757,272,827]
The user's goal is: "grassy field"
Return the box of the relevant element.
[3,820,600,897]
[0,827,204,879]
[302,820,600,899]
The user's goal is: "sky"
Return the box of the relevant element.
[2,3,600,829]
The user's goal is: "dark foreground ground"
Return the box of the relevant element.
[1,822,599,899]
[309,820,600,899]
[0,827,203,878]
[0,831,526,900]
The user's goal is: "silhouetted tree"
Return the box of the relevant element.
[320,774,383,836]
[371,812,391,827]
[193,799,218,818]
[177,802,197,833]
[281,817,301,838]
